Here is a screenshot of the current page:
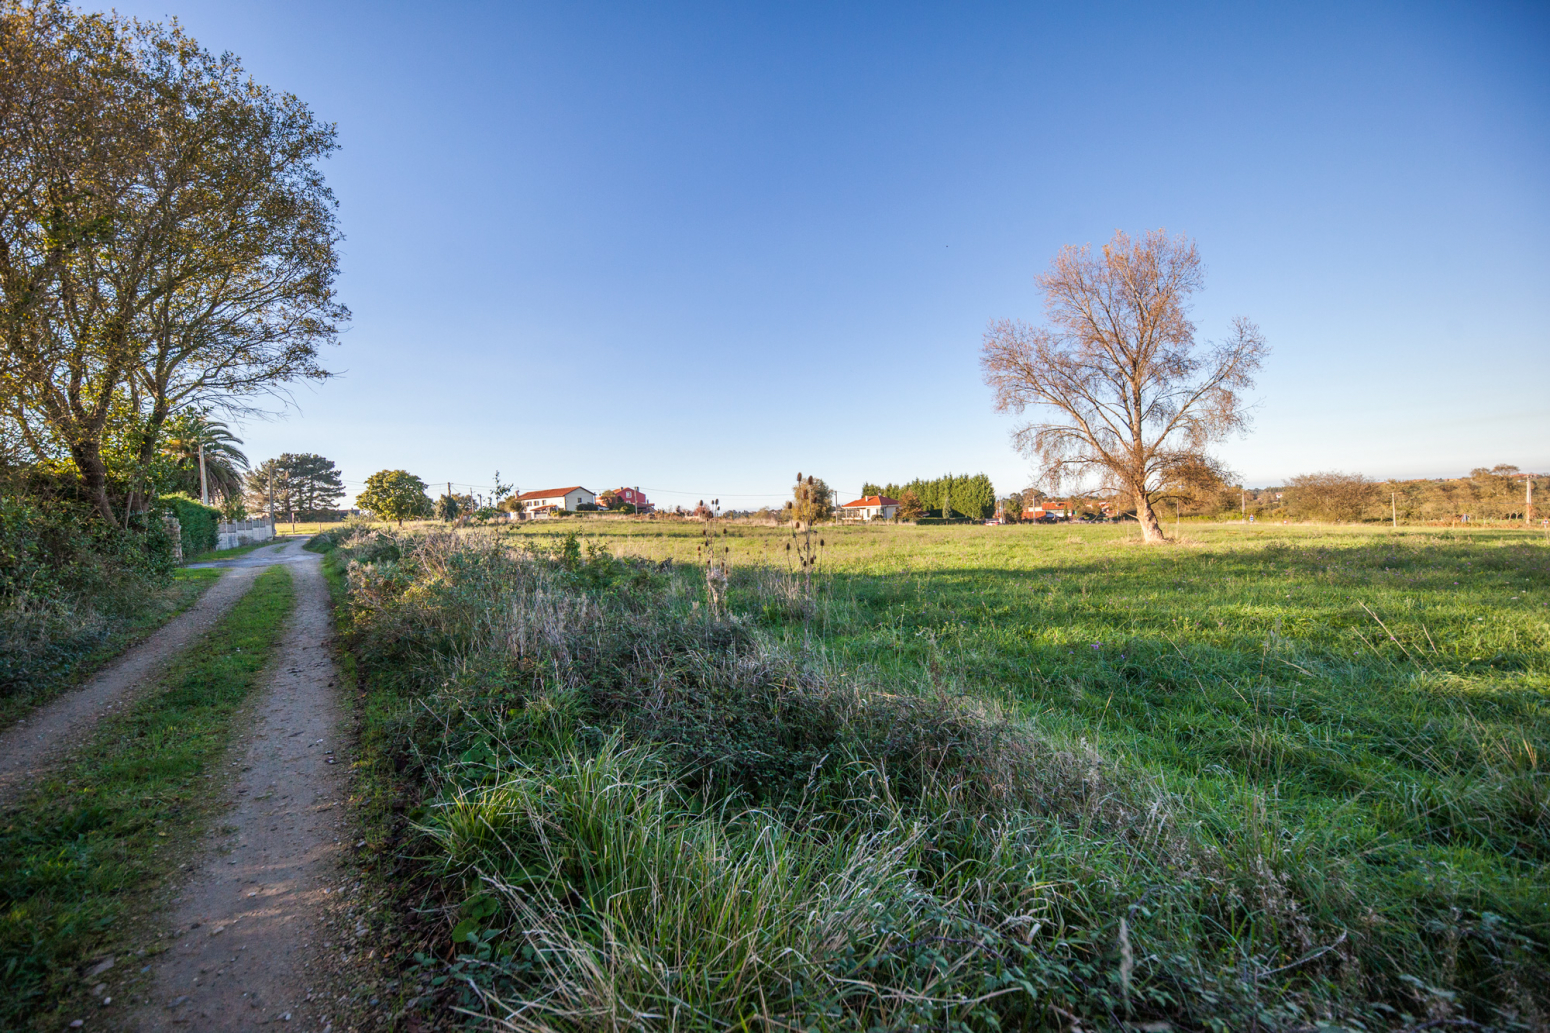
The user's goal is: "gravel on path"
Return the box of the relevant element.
[0,538,307,808]
[132,542,350,1032]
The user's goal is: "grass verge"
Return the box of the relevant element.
[0,568,223,733]
[0,565,295,1029]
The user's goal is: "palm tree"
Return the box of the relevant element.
[161,415,250,505]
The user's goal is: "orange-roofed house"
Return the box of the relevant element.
[838,494,899,522]
[515,486,596,517]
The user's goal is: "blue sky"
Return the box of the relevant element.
[115,1,1550,507]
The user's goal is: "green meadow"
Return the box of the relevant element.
[330,520,1549,1029]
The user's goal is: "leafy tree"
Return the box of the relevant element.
[279,453,344,519]
[897,490,924,521]
[436,493,474,522]
[0,2,345,522]
[1159,456,1237,516]
[244,458,288,520]
[242,453,342,520]
[358,470,431,527]
[869,474,996,520]
[981,230,1266,542]
[1283,472,1378,522]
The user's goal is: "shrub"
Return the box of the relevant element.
[0,491,176,700]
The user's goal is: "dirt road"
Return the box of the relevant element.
[0,539,307,808]
[131,544,349,1032]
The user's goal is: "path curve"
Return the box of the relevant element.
[0,538,310,808]
[133,543,348,1031]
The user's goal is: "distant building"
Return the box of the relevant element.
[603,486,654,513]
[839,494,899,521]
[515,486,595,517]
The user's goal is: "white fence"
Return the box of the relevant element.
[216,517,275,551]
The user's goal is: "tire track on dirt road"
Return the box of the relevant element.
[132,542,350,1032]
[0,539,311,809]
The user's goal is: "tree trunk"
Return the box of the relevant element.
[71,440,117,523]
[1135,489,1166,542]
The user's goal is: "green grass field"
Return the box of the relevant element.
[509,523,1549,854]
[325,521,1548,1030]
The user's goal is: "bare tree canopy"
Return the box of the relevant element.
[0,0,346,521]
[981,229,1266,542]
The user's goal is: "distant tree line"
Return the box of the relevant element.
[861,474,996,520]
[1276,466,1542,523]
[1159,464,1543,524]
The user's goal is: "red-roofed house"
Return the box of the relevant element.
[602,486,655,513]
[515,486,595,517]
[839,495,899,521]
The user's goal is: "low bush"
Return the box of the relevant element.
[0,491,178,704]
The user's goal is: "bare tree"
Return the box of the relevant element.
[981,230,1266,542]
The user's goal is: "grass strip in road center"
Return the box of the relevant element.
[0,564,295,1029]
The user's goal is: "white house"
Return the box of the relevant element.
[515,486,596,517]
[838,494,900,521]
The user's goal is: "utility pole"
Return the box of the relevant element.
[198,441,209,507]
[1528,476,1534,527]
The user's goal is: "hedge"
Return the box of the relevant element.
[158,493,222,556]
